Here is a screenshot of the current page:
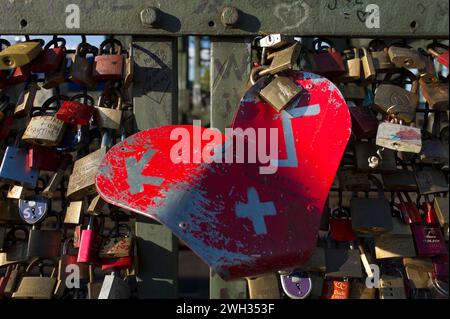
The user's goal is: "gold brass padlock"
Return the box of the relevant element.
[64,201,84,225]
[361,47,376,81]
[67,131,110,200]
[374,234,416,259]
[67,148,107,200]
[434,197,449,228]
[247,274,280,299]
[259,76,302,112]
[12,258,58,299]
[419,77,449,111]
[14,82,40,118]
[22,96,68,147]
[405,267,430,289]
[337,48,361,82]
[368,40,396,74]
[6,185,26,199]
[0,42,42,70]
[87,194,107,216]
[388,46,425,70]
[259,42,301,76]
[373,71,419,124]
[93,89,123,130]
[418,49,438,84]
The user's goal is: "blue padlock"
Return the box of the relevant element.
[18,196,49,225]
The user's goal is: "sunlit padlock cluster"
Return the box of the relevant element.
[1,33,449,300]
[1,35,137,299]
[249,36,448,299]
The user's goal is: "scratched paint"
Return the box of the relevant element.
[274,0,312,31]
[96,70,350,280]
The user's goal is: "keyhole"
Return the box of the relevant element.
[2,57,13,66]
[404,58,413,67]
[296,283,303,293]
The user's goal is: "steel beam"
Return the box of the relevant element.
[209,38,251,299]
[132,37,178,130]
[0,0,448,38]
[132,36,179,299]
[210,38,251,131]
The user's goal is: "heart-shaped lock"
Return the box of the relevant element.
[280,272,313,299]
[95,71,350,280]
[18,196,49,225]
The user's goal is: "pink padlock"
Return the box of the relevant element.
[77,216,100,263]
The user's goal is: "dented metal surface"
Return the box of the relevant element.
[95,71,351,280]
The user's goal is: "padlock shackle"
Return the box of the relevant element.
[24,257,57,277]
[312,38,335,53]
[99,38,123,55]
[44,37,67,50]
[331,207,351,219]
[368,175,385,199]
[89,264,97,283]
[396,192,407,204]
[97,89,123,111]
[5,226,29,244]
[368,39,388,52]
[249,66,268,85]
[101,130,111,149]
[36,94,70,115]
[70,93,95,107]
[342,47,360,60]
[0,38,11,49]
[87,215,95,230]
[427,41,449,55]
[61,238,76,255]
[107,223,133,238]
[75,42,98,58]
[388,42,413,50]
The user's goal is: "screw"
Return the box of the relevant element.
[140,7,159,28]
[221,6,239,26]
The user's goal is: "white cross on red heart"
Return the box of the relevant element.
[96,71,350,280]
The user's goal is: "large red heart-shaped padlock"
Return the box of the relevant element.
[95,71,350,280]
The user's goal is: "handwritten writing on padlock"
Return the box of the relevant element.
[18,198,48,224]
[22,116,65,146]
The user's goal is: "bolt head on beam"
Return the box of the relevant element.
[221,6,239,26]
[141,7,159,27]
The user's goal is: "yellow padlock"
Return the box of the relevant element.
[0,41,42,70]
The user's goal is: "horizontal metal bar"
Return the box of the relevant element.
[0,0,448,38]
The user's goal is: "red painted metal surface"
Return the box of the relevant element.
[95,71,351,280]
[56,101,94,126]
